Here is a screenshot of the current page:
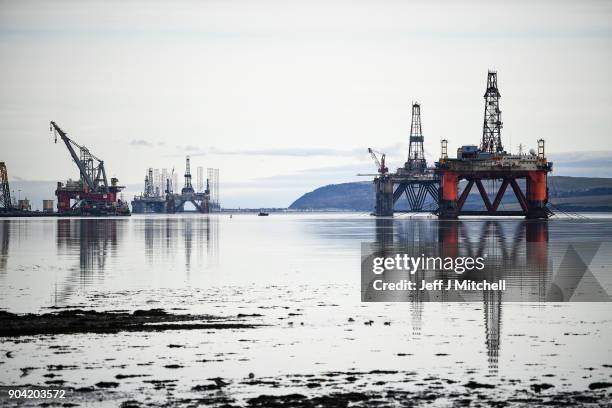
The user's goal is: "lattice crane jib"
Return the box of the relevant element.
[368,148,388,175]
[49,121,109,193]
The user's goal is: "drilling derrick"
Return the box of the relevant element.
[481,71,503,153]
[406,103,427,173]
[182,156,194,194]
[145,168,155,197]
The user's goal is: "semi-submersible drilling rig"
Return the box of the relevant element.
[50,122,130,216]
[131,156,219,214]
[370,70,553,219]
[366,102,439,216]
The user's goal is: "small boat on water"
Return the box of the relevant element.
[258,211,269,216]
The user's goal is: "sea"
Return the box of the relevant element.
[1,213,611,405]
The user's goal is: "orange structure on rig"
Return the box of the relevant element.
[436,71,553,219]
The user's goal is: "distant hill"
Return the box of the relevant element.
[289,176,612,212]
[290,182,373,211]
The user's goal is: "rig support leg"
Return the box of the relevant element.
[374,176,394,216]
[165,197,177,214]
[438,172,459,219]
[526,171,549,219]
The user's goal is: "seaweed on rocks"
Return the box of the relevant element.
[0,309,262,337]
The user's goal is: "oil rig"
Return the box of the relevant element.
[50,122,130,216]
[437,71,552,219]
[369,71,553,219]
[131,156,220,214]
[367,102,439,216]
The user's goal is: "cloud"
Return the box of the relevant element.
[549,151,612,177]
[229,150,612,189]
[173,146,360,157]
[223,163,371,190]
[549,151,612,167]
[129,139,153,147]
[168,143,405,159]
[216,147,350,157]
[182,145,200,152]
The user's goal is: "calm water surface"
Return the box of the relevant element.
[1,213,611,402]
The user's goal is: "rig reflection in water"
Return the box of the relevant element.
[51,216,219,305]
[368,218,610,372]
[370,219,552,373]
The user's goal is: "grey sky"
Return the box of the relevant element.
[1,0,611,207]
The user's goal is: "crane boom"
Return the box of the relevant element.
[50,121,108,193]
[368,148,381,169]
[368,148,388,175]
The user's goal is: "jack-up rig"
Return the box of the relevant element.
[367,71,553,219]
[131,156,220,214]
[50,121,130,216]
